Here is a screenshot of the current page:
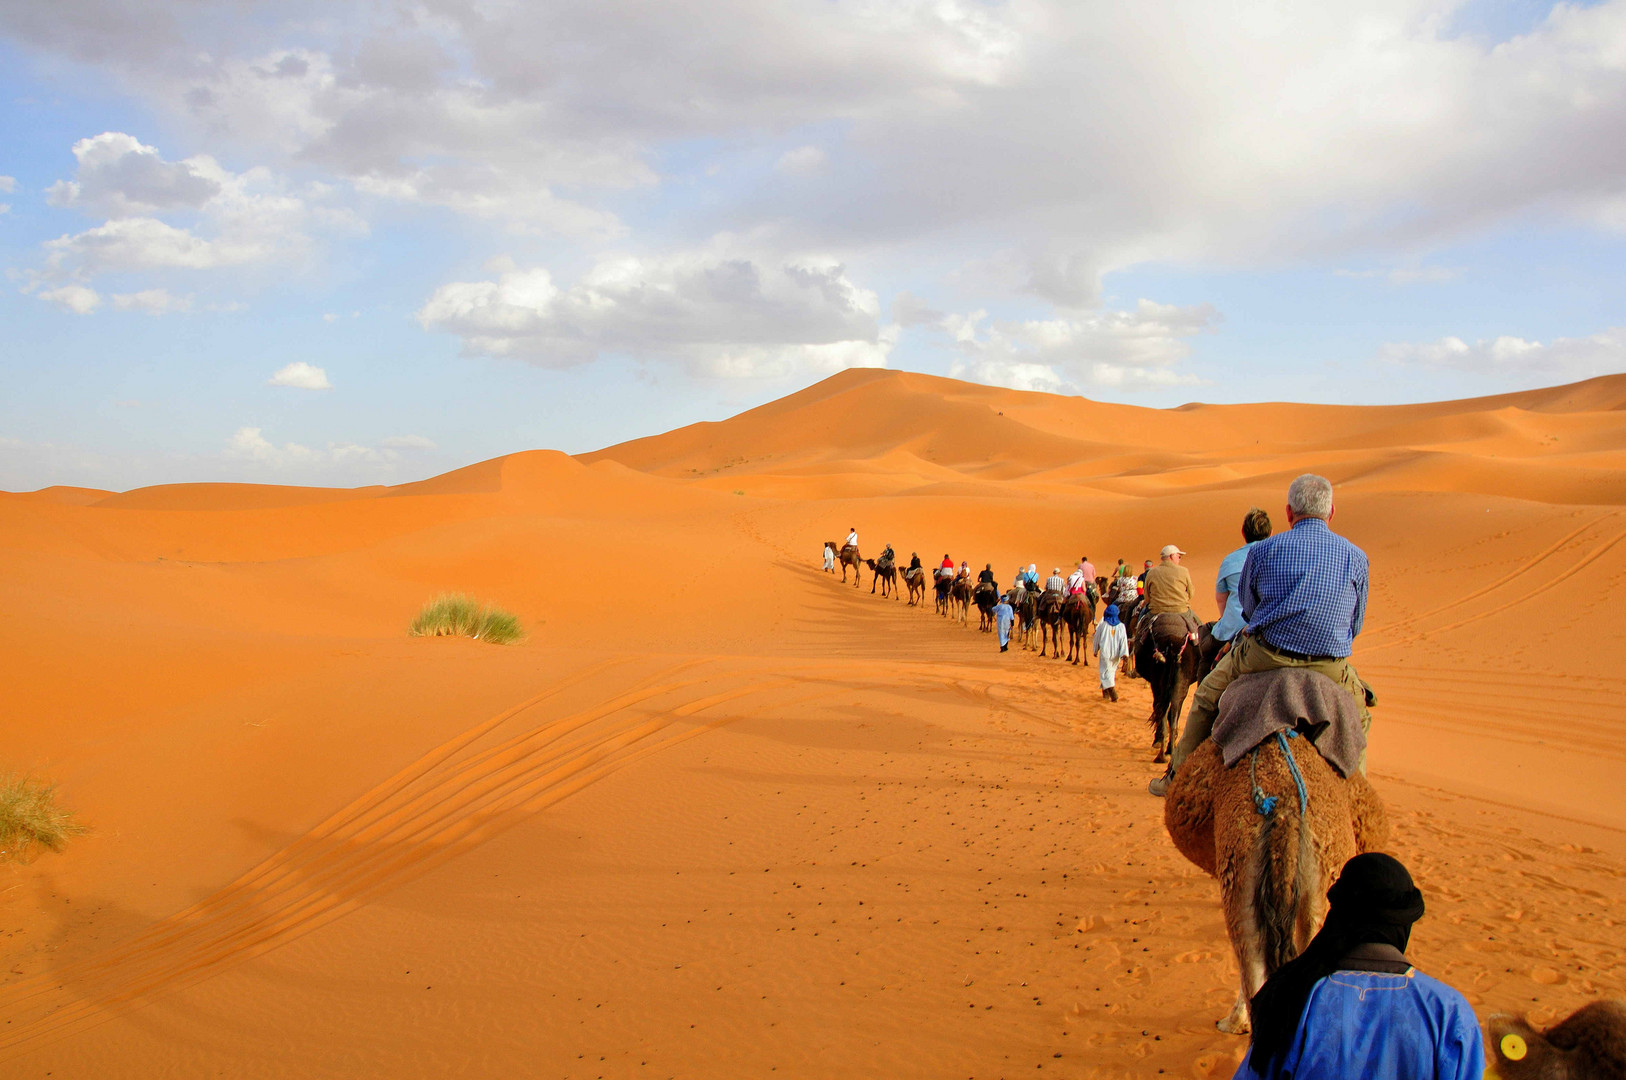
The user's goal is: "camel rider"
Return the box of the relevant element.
[1012,567,1026,592]
[1114,566,1138,605]
[956,560,971,584]
[1136,559,1153,594]
[1044,567,1067,596]
[845,527,858,550]
[1024,563,1040,590]
[1150,474,1374,797]
[880,543,895,567]
[977,563,996,587]
[938,554,955,582]
[1142,545,1202,641]
[1212,508,1273,656]
[1066,563,1086,596]
[909,552,922,572]
[1079,555,1099,602]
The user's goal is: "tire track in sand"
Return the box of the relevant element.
[0,661,792,1057]
[1363,511,1626,651]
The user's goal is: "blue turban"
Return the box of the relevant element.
[1104,604,1121,627]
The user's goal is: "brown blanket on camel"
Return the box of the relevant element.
[1211,668,1366,778]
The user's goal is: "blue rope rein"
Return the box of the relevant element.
[1251,728,1310,817]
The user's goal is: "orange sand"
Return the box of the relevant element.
[2,369,1623,1078]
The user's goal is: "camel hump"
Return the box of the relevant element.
[1212,668,1366,778]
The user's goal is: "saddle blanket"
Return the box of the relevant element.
[1212,668,1366,778]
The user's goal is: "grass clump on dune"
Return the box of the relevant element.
[409,593,525,644]
[0,776,88,862]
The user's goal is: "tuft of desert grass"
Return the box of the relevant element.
[409,593,525,644]
[0,776,88,862]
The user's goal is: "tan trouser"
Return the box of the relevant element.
[1168,633,1374,776]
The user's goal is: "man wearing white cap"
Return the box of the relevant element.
[1143,544,1201,640]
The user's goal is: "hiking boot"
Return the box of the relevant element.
[1148,773,1170,797]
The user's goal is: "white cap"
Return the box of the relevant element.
[1160,544,1185,558]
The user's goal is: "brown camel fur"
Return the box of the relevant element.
[1487,1000,1626,1080]
[902,566,927,606]
[1061,593,1094,664]
[1015,587,1039,649]
[934,572,953,616]
[973,582,999,630]
[1136,613,1201,763]
[1036,592,1066,658]
[1164,735,1389,1034]
[949,577,973,625]
[837,543,862,587]
[865,557,897,598]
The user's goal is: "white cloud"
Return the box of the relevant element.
[11,0,1626,284]
[776,145,827,175]
[225,426,405,470]
[418,244,890,377]
[0,176,15,194]
[946,299,1218,393]
[267,361,333,389]
[37,132,327,283]
[37,284,103,314]
[379,434,436,450]
[47,132,220,217]
[1379,327,1626,380]
[111,287,192,314]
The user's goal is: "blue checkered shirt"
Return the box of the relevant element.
[1239,517,1368,657]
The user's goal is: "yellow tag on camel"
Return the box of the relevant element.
[1498,1032,1527,1061]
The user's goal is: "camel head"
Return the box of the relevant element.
[1486,1001,1626,1080]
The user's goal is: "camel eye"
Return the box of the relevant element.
[1500,1033,1527,1061]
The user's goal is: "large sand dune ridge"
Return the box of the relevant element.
[2,368,1624,1077]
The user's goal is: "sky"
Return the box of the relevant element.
[2,0,1624,490]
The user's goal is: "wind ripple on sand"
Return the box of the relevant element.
[0,657,796,1057]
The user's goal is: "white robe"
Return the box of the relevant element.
[1093,621,1129,689]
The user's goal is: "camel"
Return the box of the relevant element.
[950,577,973,625]
[1135,613,1201,762]
[1036,592,1066,658]
[837,543,862,587]
[1487,1000,1626,1080]
[1011,587,1038,649]
[902,566,927,606]
[1165,730,1389,1035]
[865,557,897,598]
[934,572,954,616]
[973,582,999,631]
[1061,592,1095,664]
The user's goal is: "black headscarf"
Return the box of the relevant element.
[1247,852,1426,1072]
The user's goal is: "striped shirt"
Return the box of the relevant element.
[1239,517,1368,657]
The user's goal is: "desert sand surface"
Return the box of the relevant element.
[3,367,1624,1078]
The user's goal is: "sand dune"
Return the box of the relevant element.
[3,368,1624,1077]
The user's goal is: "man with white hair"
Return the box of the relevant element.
[1150,473,1374,796]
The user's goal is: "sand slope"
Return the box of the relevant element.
[2,369,1624,1077]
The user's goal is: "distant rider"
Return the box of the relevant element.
[977,563,996,586]
[845,527,858,550]
[1044,567,1067,595]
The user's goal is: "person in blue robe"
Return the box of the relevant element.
[1234,852,1483,1080]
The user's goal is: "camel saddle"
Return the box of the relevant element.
[1211,668,1365,778]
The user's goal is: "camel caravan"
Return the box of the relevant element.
[819,479,1626,1078]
